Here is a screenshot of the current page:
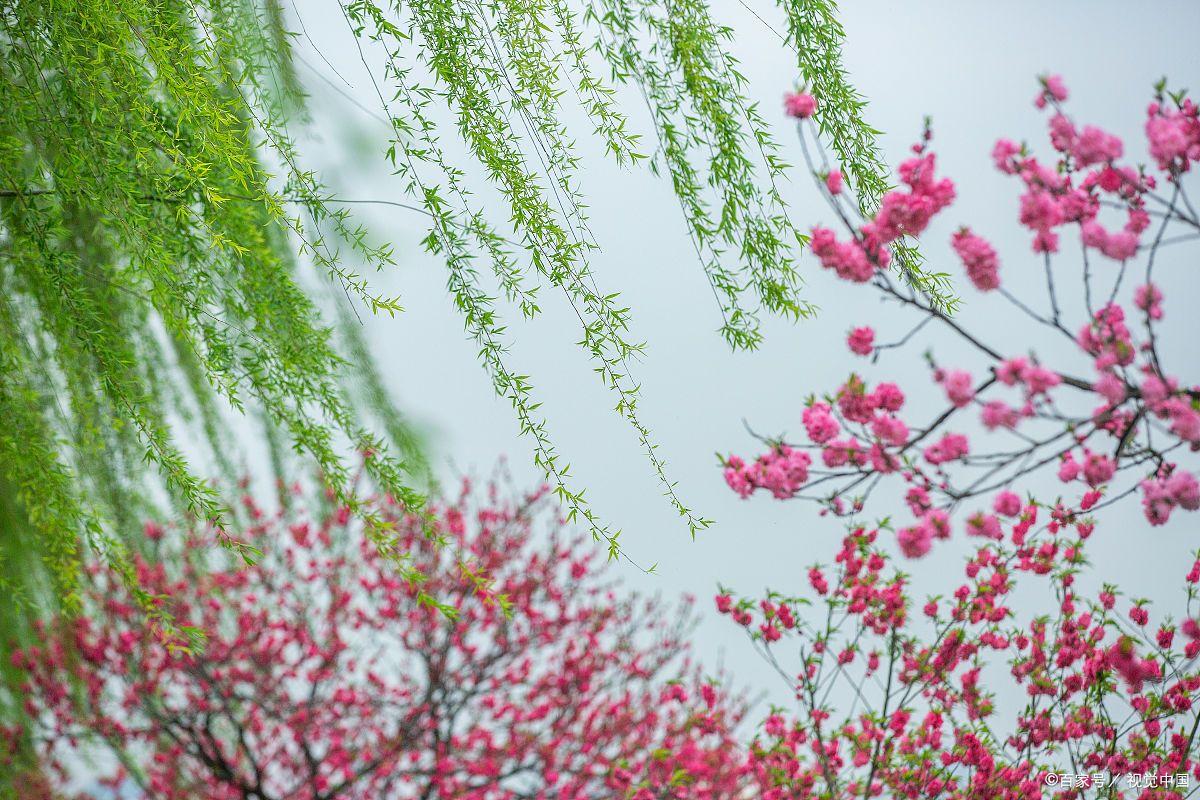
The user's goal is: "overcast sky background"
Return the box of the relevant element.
[285,1,1200,708]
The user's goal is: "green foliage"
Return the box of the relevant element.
[0,0,433,646]
[344,0,719,556]
[588,0,812,350]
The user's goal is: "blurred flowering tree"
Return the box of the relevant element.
[715,79,1200,797]
[5,478,748,798]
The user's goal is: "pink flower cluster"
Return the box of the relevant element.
[825,169,844,195]
[1135,281,1164,319]
[784,91,817,119]
[1141,470,1200,526]
[725,379,913,502]
[727,76,1200,553]
[809,226,877,283]
[706,73,1200,800]
[995,356,1062,396]
[1081,303,1137,367]
[1146,97,1200,173]
[897,511,950,558]
[810,147,956,285]
[864,152,956,245]
[723,446,813,500]
[846,325,874,356]
[996,77,1153,259]
[1057,449,1117,487]
[1106,636,1163,694]
[937,368,975,408]
[1048,113,1123,167]
[923,432,969,466]
[1070,298,1200,521]
[721,488,1200,799]
[950,228,1001,291]
[1033,73,1069,109]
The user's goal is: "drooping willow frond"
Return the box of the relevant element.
[0,0,435,644]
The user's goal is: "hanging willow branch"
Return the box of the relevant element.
[335,0,949,558]
[0,0,442,655]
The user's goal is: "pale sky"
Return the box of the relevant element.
[287,0,1200,708]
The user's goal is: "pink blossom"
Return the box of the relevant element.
[837,376,875,423]
[1167,471,1200,510]
[1078,304,1134,369]
[981,400,1018,431]
[940,369,975,408]
[865,154,956,244]
[1165,397,1200,443]
[924,508,951,540]
[1094,372,1126,406]
[869,443,899,473]
[870,414,909,447]
[923,433,969,466]
[17,480,751,798]
[826,169,844,195]
[1072,125,1123,166]
[810,226,876,283]
[1140,477,1175,525]
[847,326,875,356]
[785,91,818,119]
[1048,114,1076,153]
[803,402,840,444]
[752,446,814,499]
[1134,282,1164,319]
[993,491,1022,517]
[1034,74,1069,109]
[1019,363,1060,395]
[1140,373,1176,407]
[871,382,906,412]
[1146,103,1200,172]
[1081,220,1140,261]
[723,456,754,499]
[951,229,1000,291]
[1081,451,1116,487]
[996,357,1028,386]
[897,523,933,558]
[822,438,866,468]
[808,567,829,595]
[724,447,813,499]
[1018,190,1064,252]
[1106,636,1160,693]
[905,486,931,516]
[1058,453,1081,483]
[965,512,1003,540]
[991,138,1021,173]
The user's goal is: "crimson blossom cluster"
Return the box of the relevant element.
[712,78,1200,800]
[725,77,1200,555]
[4,481,749,799]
